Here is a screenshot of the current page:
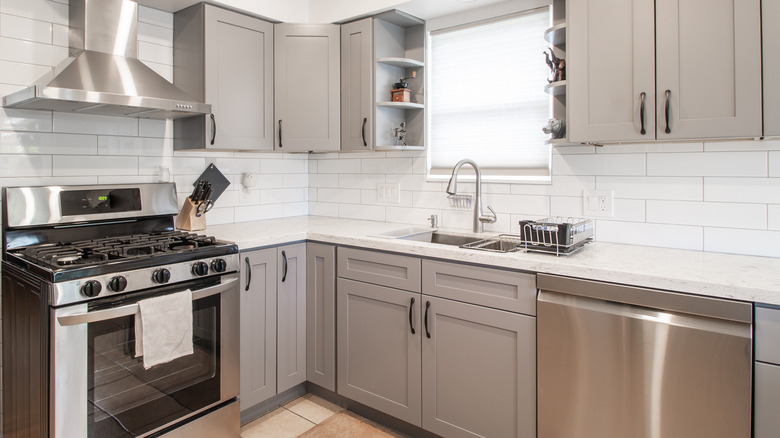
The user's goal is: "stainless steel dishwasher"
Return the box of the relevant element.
[537,274,753,438]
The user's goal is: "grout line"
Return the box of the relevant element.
[283,406,318,426]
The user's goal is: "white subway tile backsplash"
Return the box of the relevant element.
[98,136,169,156]
[260,158,306,174]
[318,188,361,204]
[703,228,780,257]
[317,158,361,174]
[141,60,174,82]
[0,175,95,187]
[0,108,52,132]
[213,158,261,175]
[704,139,780,152]
[309,174,339,188]
[54,155,138,177]
[139,156,204,175]
[386,173,443,192]
[284,202,308,217]
[483,193,550,216]
[138,118,172,138]
[339,203,385,221]
[361,157,414,174]
[769,206,780,231]
[596,176,703,201]
[550,196,582,218]
[596,221,703,251]
[309,202,339,217]
[413,190,452,210]
[98,175,158,184]
[137,22,173,47]
[553,153,646,176]
[204,207,235,225]
[53,113,139,136]
[511,175,595,197]
[612,199,646,222]
[0,60,51,86]
[1,132,96,155]
[137,40,172,65]
[138,5,174,29]
[257,173,285,190]
[704,177,780,204]
[1,0,68,25]
[0,37,66,66]
[283,173,308,188]
[339,173,384,189]
[385,206,444,227]
[52,24,67,47]
[597,142,703,154]
[646,200,766,229]
[0,14,51,44]
[0,154,51,176]
[647,151,767,177]
[770,152,780,177]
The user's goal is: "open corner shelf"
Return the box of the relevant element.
[376,57,424,68]
[544,23,566,46]
[376,101,424,109]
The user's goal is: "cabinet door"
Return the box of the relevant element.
[764,0,780,136]
[655,0,761,139]
[239,249,277,411]
[306,243,336,391]
[341,19,374,150]
[755,362,780,438]
[274,24,341,152]
[337,278,422,426]
[421,297,536,438]
[568,0,655,143]
[277,244,307,393]
[174,5,274,151]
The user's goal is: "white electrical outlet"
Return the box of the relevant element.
[377,183,401,204]
[583,190,614,218]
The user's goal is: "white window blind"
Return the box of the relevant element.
[428,8,551,181]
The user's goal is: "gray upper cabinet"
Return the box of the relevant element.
[306,243,336,391]
[763,0,780,137]
[569,0,761,143]
[341,18,374,151]
[239,248,277,412]
[274,24,341,152]
[173,4,274,151]
[421,296,536,438]
[277,244,307,393]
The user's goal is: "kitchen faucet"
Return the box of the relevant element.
[446,159,497,233]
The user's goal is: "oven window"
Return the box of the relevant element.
[87,294,221,438]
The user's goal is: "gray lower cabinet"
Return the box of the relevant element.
[239,248,277,410]
[274,24,341,152]
[421,296,536,438]
[173,4,274,151]
[755,305,780,437]
[239,244,306,413]
[277,244,307,393]
[337,277,422,426]
[306,243,336,391]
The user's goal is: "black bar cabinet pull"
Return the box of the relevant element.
[244,257,251,291]
[664,90,671,134]
[361,117,368,147]
[639,92,646,135]
[281,250,288,283]
[424,301,431,339]
[278,120,283,148]
[409,297,416,334]
[210,114,217,145]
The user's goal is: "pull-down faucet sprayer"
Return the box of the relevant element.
[446,159,497,233]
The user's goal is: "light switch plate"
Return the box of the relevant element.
[377,183,401,204]
[583,190,614,218]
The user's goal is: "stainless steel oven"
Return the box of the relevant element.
[2,183,241,438]
[52,274,239,438]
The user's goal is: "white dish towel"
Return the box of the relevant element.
[135,289,194,369]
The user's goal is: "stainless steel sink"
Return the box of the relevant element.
[413,232,482,246]
[375,228,522,252]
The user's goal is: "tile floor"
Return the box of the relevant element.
[240,394,345,438]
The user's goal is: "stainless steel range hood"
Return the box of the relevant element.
[2,0,210,119]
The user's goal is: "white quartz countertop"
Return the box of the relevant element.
[204,216,780,306]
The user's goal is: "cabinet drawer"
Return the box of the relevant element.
[756,306,780,364]
[422,260,536,315]
[337,247,421,292]
[755,362,780,438]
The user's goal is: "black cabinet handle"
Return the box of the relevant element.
[210,114,217,145]
[424,301,431,339]
[361,117,368,147]
[639,92,646,135]
[244,257,251,291]
[281,250,288,283]
[409,297,416,334]
[664,89,671,134]
[278,120,283,148]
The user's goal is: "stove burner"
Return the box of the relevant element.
[13,230,222,271]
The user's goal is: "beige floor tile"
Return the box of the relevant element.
[241,407,315,438]
[283,394,342,424]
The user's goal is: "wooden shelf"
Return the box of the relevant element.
[376,57,424,68]
[376,101,424,109]
[544,23,566,46]
[544,80,567,96]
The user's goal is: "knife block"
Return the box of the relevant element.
[176,198,206,231]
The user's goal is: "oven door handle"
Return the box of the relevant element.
[57,274,239,326]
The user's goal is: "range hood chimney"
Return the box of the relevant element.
[2,0,210,119]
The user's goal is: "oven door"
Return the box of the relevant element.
[50,273,239,438]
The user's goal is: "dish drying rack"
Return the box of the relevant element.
[518,217,594,255]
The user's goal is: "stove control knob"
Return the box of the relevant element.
[192,261,209,276]
[81,280,102,298]
[153,268,171,284]
[107,276,128,292]
[211,259,228,273]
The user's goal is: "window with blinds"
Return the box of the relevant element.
[427,7,552,182]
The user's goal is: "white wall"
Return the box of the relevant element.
[0,0,309,228]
